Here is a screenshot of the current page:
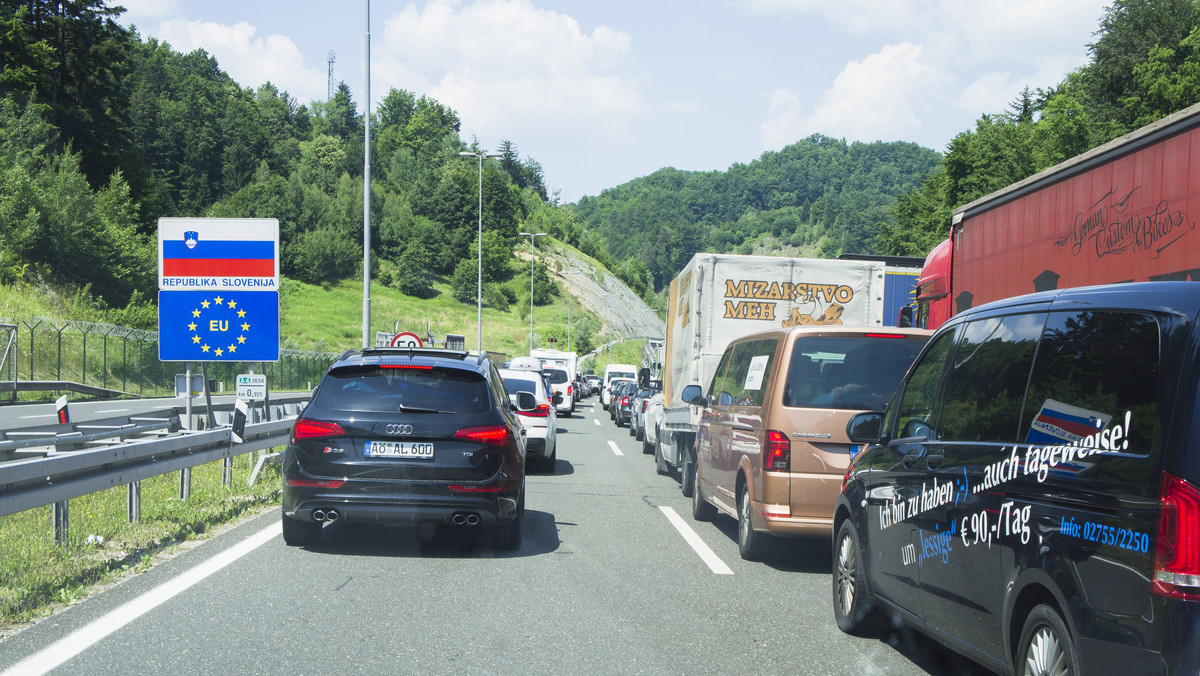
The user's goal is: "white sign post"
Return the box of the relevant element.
[236,373,267,400]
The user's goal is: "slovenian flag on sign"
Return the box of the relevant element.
[162,237,275,277]
[158,218,279,291]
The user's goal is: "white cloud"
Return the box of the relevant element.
[151,19,327,101]
[375,0,642,134]
[762,42,947,150]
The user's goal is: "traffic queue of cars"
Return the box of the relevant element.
[284,281,1200,674]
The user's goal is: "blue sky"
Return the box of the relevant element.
[117,0,1110,203]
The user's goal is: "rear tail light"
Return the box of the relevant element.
[621,396,630,407]
[455,425,513,445]
[286,478,346,488]
[642,401,649,413]
[517,404,551,418]
[863,333,906,339]
[380,364,433,370]
[765,430,790,472]
[1152,473,1200,600]
[567,384,572,396]
[292,419,345,440]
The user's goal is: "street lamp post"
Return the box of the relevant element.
[459,149,502,354]
[563,270,579,353]
[519,231,547,352]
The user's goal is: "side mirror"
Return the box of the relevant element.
[552,394,563,406]
[846,412,884,444]
[638,367,650,388]
[681,384,706,407]
[898,306,914,328]
[516,391,537,412]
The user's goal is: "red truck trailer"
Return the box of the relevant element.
[916,102,1200,329]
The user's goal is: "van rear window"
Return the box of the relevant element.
[783,336,926,410]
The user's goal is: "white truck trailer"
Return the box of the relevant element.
[655,253,890,490]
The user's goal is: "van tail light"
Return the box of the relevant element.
[455,425,513,445]
[765,430,790,472]
[517,404,551,418]
[1152,473,1200,600]
[293,419,345,440]
[567,384,572,396]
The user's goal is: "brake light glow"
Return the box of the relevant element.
[567,384,572,396]
[621,396,630,407]
[765,430,790,472]
[862,333,906,339]
[380,364,433,370]
[455,425,513,444]
[518,404,551,418]
[1152,473,1200,600]
[642,401,649,413]
[448,484,507,493]
[285,478,346,488]
[292,419,345,439]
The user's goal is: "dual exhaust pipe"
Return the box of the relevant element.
[450,512,480,526]
[311,509,340,523]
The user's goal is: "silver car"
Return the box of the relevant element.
[499,368,559,472]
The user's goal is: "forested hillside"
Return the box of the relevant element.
[3,0,1199,322]
[0,0,582,327]
[570,136,941,291]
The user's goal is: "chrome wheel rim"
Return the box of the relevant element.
[1024,626,1068,676]
[836,531,856,616]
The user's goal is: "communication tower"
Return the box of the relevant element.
[327,51,336,101]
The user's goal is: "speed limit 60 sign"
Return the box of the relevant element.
[390,332,423,348]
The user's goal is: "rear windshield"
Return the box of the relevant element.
[783,336,926,411]
[313,366,491,414]
[543,369,569,384]
[608,372,635,381]
[502,376,538,396]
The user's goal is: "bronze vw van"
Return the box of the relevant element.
[683,325,930,560]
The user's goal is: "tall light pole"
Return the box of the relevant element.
[459,149,502,354]
[519,231,546,353]
[361,0,372,348]
[563,270,579,353]
[601,292,615,364]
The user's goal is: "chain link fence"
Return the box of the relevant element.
[2,316,338,399]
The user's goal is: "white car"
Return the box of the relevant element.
[642,392,663,457]
[499,368,558,472]
[542,367,575,416]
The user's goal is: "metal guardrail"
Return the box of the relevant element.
[0,417,296,519]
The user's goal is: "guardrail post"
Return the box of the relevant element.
[179,467,191,500]
[127,481,141,522]
[54,500,69,546]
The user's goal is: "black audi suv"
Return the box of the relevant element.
[281,347,529,549]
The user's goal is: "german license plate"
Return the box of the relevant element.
[365,441,435,459]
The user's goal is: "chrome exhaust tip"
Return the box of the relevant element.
[451,513,467,525]
[312,509,326,522]
[325,509,339,523]
[465,513,480,526]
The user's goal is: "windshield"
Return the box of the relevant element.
[313,366,491,414]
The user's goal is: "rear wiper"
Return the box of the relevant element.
[396,403,454,414]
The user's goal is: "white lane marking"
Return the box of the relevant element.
[19,415,55,420]
[95,409,129,414]
[607,440,624,456]
[660,506,734,575]
[2,521,280,676]
[152,405,175,410]
[593,419,601,426]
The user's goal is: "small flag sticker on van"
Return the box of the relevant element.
[1026,399,1112,446]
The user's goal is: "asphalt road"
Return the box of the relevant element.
[0,397,987,676]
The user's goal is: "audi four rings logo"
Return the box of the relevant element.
[385,424,414,435]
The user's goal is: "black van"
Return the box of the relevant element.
[834,282,1200,675]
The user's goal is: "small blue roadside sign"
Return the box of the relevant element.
[158,291,279,362]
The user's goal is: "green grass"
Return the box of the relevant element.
[0,457,282,629]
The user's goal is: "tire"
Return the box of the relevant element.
[628,420,636,436]
[833,519,884,635]
[654,434,670,475]
[282,511,321,547]
[642,432,653,455]
[491,488,525,551]
[680,449,695,498]
[692,465,716,521]
[737,486,765,561]
[1017,604,1080,676]
[635,424,644,441]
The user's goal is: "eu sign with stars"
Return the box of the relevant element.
[158,218,280,362]
[159,291,279,361]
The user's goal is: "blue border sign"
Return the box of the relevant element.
[159,291,279,362]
